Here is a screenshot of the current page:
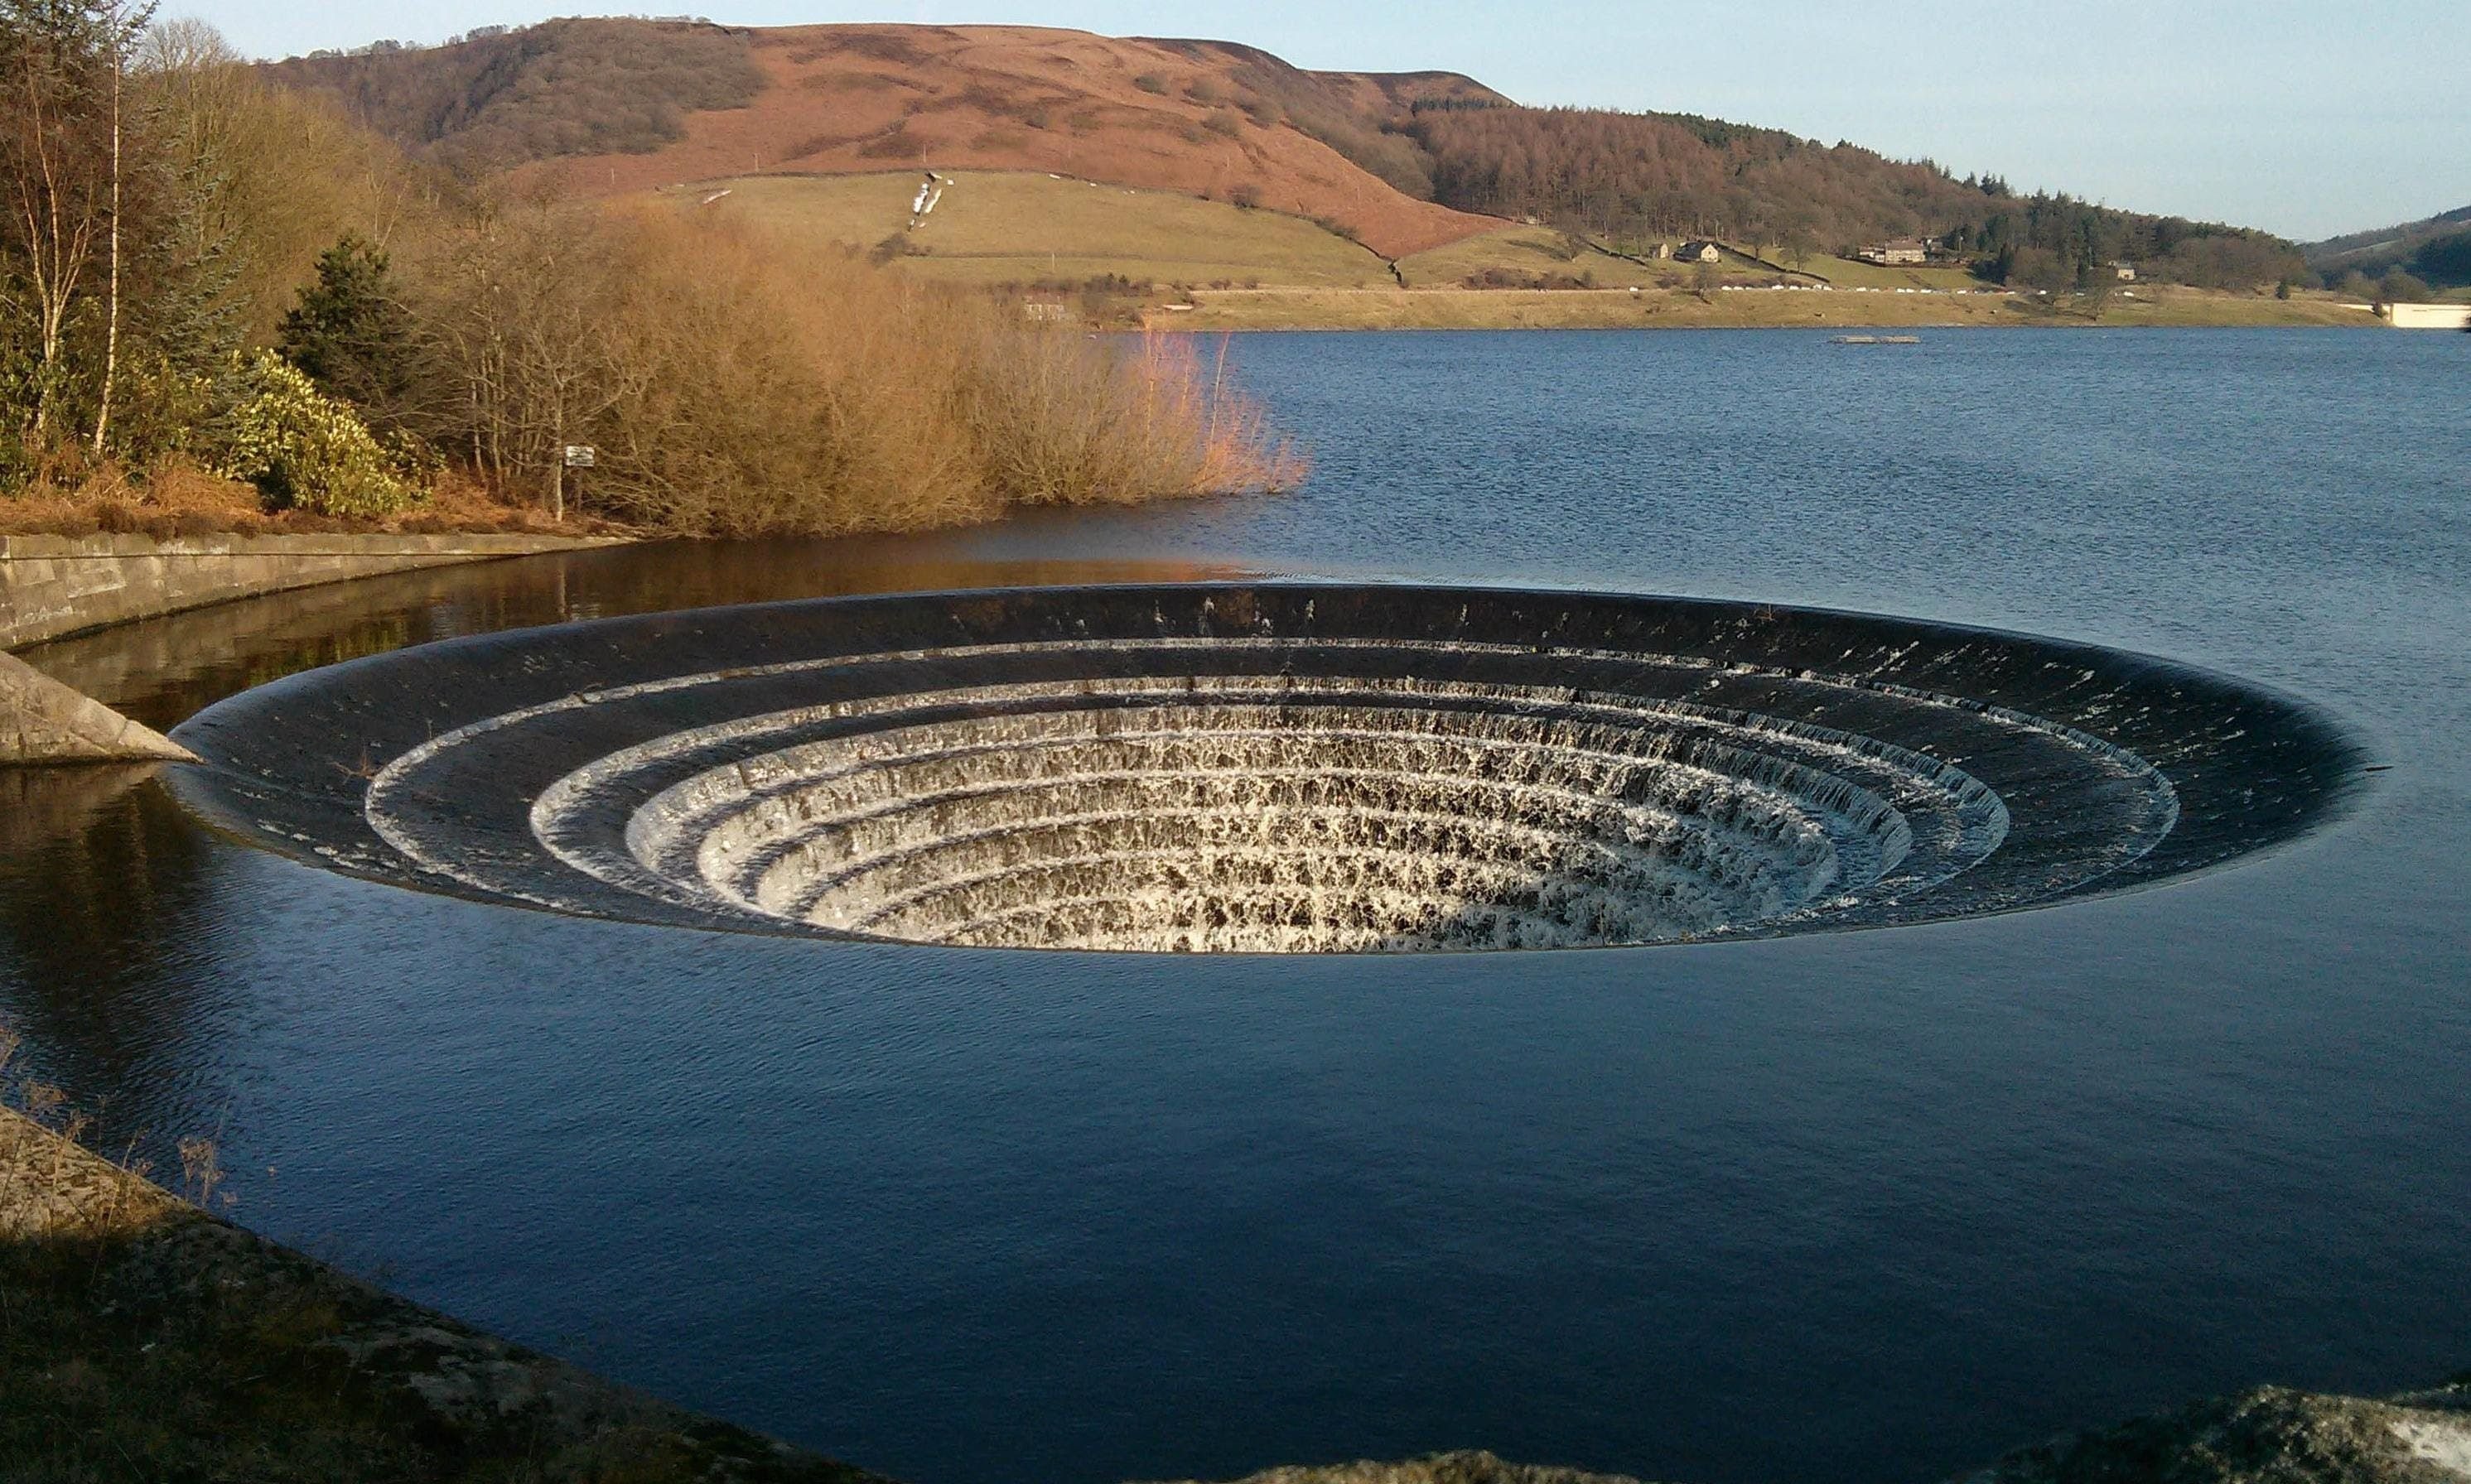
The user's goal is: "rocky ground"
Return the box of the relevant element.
[1148,1386,2471,1484]
[0,1101,885,1483]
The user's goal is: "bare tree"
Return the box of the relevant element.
[424,201,631,518]
[0,0,151,455]
[92,0,155,455]
[2,1,104,446]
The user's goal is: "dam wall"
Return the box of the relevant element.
[1,532,622,650]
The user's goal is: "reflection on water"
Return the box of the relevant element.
[0,767,222,1142]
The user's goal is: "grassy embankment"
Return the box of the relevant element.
[692,171,2382,331]
[688,171,1396,288]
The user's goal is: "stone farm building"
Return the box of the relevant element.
[1860,238,1930,265]
[1675,240,1723,264]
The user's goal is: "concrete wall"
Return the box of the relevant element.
[0,650,192,763]
[2,532,620,650]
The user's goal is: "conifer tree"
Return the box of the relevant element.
[278,233,419,431]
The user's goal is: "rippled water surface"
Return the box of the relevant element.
[5,329,2467,1484]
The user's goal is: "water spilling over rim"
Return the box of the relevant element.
[167,584,2363,953]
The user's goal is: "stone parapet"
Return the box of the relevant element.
[1,532,622,649]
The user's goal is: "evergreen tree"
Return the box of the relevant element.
[277,233,418,430]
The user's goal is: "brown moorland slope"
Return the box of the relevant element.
[539,23,1504,259]
[264,18,2302,286]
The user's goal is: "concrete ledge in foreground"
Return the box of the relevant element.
[0,650,193,764]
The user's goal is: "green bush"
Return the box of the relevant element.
[215,351,421,517]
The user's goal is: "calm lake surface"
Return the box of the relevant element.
[6,329,2468,1484]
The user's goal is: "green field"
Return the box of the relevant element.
[1794,255,1989,292]
[673,171,1395,288]
[1397,224,1677,288]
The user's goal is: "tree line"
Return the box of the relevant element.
[0,3,1297,533]
[1392,104,2305,290]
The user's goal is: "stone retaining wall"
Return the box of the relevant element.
[1,532,621,650]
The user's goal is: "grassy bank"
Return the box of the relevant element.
[1150,285,2382,331]
[678,171,1396,289]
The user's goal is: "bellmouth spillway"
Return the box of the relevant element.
[167,584,2363,954]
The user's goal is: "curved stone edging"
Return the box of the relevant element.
[0,532,625,650]
[2,531,625,764]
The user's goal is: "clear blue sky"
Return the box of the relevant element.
[186,0,2469,240]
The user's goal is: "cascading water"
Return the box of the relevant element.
[167,585,2361,952]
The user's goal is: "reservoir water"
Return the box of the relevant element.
[4,328,2467,1483]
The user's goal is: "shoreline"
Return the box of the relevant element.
[1145,285,2383,333]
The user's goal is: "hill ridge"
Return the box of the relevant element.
[264,18,2309,287]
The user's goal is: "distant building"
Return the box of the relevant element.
[2382,302,2471,330]
[1647,242,1674,260]
[1676,240,1723,264]
[2111,262,2139,281]
[1859,238,1928,265]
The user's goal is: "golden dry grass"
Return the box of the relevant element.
[0,460,601,537]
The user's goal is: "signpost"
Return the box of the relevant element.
[554,445,594,524]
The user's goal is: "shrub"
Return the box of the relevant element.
[968,330,1306,509]
[1132,72,1166,94]
[1201,110,1242,138]
[214,350,420,516]
[491,213,1304,536]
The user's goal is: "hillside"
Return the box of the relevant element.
[271,21,1503,260]
[1403,106,2304,287]
[2307,205,2471,289]
[266,18,2305,289]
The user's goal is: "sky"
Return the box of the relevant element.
[185,1,2470,240]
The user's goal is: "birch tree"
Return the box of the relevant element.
[0,0,150,458]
